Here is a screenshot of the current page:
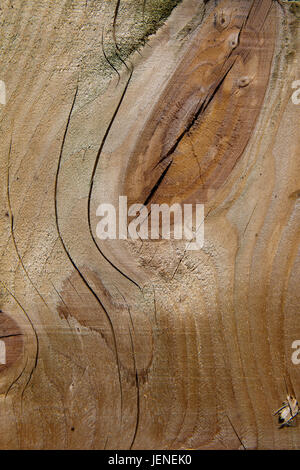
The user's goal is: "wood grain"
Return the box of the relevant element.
[0,0,299,449]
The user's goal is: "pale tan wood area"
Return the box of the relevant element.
[0,0,299,449]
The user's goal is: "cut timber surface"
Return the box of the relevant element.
[0,0,299,449]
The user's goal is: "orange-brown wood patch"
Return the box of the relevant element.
[124,0,276,207]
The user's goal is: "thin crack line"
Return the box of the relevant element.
[115,286,140,450]
[54,83,124,422]
[0,279,39,396]
[87,68,142,291]
[102,26,120,83]
[226,415,246,450]
[7,137,54,317]
[0,334,23,339]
